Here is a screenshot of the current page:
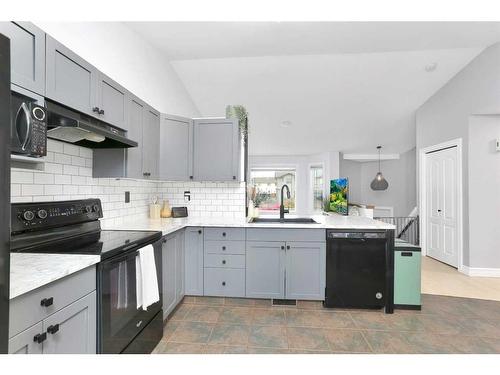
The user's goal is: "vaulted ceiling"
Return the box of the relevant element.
[125,22,500,155]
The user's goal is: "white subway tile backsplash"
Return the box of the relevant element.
[12,139,246,221]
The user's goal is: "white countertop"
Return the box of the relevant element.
[10,253,100,299]
[106,213,395,236]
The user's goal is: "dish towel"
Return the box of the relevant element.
[135,244,160,311]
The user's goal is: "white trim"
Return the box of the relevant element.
[419,138,465,274]
[308,162,325,214]
[461,266,500,277]
[343,153,400,162]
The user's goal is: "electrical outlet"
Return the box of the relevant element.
[125,191,130,203]
[184,191,191,202]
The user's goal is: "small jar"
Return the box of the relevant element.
[160,200,172,218]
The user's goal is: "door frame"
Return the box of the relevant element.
[419,138,464,273]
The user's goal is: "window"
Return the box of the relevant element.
[250,168,296,212]
[310,165,324,212]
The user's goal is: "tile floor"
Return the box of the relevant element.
[153,295,500,354]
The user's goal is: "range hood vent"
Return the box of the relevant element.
[46,100,138,149]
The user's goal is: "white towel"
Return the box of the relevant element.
[135,244,160,311]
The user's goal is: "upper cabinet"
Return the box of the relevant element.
[142,107,160,179]
[97,73,128,130]
[45,35,99,117]
[192,118,240,182]
[160,115,193,181]
[0,22,46,95]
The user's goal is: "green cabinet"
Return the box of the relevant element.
[394,240,421,309]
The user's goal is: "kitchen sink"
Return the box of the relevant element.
[249,217,318,224]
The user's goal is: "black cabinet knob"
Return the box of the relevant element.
[41,297,54,307]
[189,176,193,180]
[33,333,47,344]
[222,260,226,265]
[222,232,226,237]
[92,107,100,113]
[233,176,236,180]
[222,246,226,251]
[198,230,202,234]
[47,324,60,335]
[286,245,290,250]
[162,239,167,243]
[222,281,226,286]
[281,246,285,250]
[98,109,105,115]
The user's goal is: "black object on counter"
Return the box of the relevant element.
[171,206,188,218]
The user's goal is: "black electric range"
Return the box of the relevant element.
[10,199,164,354]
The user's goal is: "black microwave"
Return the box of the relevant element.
[11,91,47,157]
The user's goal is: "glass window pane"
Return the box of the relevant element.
[250,168,296,212]
[310,166,324,212]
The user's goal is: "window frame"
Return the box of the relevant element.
[309,162,325,213]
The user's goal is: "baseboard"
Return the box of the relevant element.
[461,265,500,277]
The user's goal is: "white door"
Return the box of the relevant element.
[425,146,459,267]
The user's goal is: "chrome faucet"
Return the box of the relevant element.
[280,184,291,220]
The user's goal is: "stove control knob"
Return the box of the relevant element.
[92,204,99,213]
[23,210,35,221]
[85,206,92,214]
[37,209,48,219]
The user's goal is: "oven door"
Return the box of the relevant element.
[98,241,162,354]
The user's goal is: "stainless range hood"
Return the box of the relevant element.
[46,100,138,148]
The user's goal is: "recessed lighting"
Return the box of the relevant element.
[425,62,438,72]
[280,120,292,128]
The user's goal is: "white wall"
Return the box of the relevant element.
[35,22,200,117]
[468,115,500,269]
[416,42,500,268]
[249,152,339,215]
[339,148,417,217]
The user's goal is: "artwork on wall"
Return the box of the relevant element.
[330,178,349,215]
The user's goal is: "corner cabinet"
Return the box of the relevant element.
[160,115,193,181]
[162,230,185,319]
[192,118,240,182]
[142,108,160,179]
[45,35,99,117]
[0,22,46,95]
[8,266,97,354]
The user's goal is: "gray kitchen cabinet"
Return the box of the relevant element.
[96,73,128,129]
[162,235,177,319]
[246,241,286,299]
[285,242,326,300]
[142,107,160,179]
[0,22,45,95]
[42,291,97,354]
[184,227,204,296]
[160,115,193,181]
[192,118,240,181]
[45,35,99,117]
[8,322,43,354]
[162,230,186,319]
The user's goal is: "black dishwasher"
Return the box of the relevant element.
[324,230,394,313]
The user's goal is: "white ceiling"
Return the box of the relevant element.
[125,22,500,155]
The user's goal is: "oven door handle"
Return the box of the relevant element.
[101,249,139,268]
[17,102,32,151]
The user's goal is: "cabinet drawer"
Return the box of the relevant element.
[205,254,245,269]
[9,266,96,338]
[204,268,245,297]
[204,227,245,241]
[204,240,245,255]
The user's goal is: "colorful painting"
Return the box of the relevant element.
[330,178,348,215]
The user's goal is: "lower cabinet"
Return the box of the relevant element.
[8,290,96,354]
[162,230,185,319]
[246,240,326,300]
[204,268,245,297]
[184,227,204,296]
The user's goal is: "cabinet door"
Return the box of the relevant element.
[42,291,97,354]
[8,322,43,354]
[246,241,285,299]
[126,96,145,178]
[160,115,193,181]
[162,235,177,319]
[184,227,204,296]
[142,107,160,179]
[97,73,128,129]
[45,35,99,117]
[0,22,45,95]
[193,118,239,181]
[285,242,326,300]
[175,232,185,302]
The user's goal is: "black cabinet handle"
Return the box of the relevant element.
[47,324,60,335]
[41,297,54,307]
[33,333,47,344]
[92,107,100,113]
[401,252,413,257]
[222,246,226,251]
[198,230,202,234]
[222,281,226,286]
[437,209,442,212]
[222,260,226,265]
[98,109,105,115]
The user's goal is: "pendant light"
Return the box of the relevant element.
[370,146,389,191]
